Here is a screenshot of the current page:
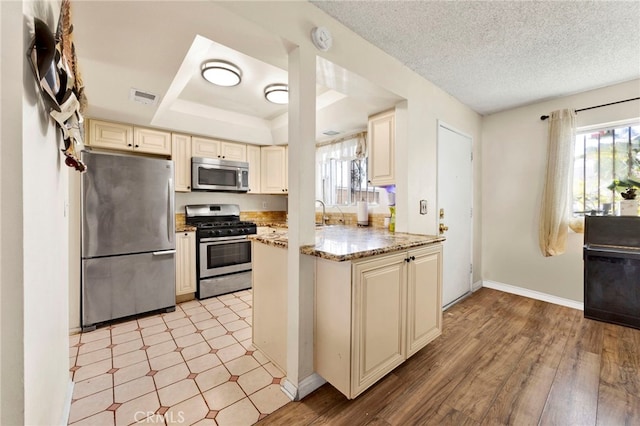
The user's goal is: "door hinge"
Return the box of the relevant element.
[470,264,473,274]
[470,152,473,161]
[470,207,473,218]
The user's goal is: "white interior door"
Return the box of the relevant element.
[437,123,473,307]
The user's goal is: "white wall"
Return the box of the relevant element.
[1,0,71,424]
[482,79,640,303]
[1,2,25,424]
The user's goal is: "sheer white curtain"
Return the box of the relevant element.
[316,136,360,205]
[539,109,577,257]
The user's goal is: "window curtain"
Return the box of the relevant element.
[355,133,367,160]
[316,137,358,163]
[539,109,577,257]
[316,136,360,203]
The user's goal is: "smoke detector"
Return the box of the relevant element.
[322,130,340,136]
[129,88,159,106]
[311,27,332,51]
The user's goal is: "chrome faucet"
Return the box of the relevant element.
[315,199,326,226]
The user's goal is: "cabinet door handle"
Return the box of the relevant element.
[127,143,132,147]
[411,256,416,261]
[135,145,139,148]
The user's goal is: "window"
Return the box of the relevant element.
[316,135,380,206]
[573,123,640,215]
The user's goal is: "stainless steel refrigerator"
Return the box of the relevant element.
[81,150,176,331]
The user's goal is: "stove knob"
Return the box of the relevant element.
[214,230,222,236]
[227,229,233,235]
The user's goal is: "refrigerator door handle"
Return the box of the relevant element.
[167,178,174,244]
[153,250,177,256]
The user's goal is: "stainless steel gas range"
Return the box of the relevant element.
[185,204,257,299]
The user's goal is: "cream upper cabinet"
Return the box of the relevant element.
[87,119,133,151]
[134,127,172,155]
[172,133,192,192]
[86,119,171,156]
[367,109,395,186]
[260,145,288,194]
[220,142,247,162]
[175,231,196,296]
[246,145,261,194]
[191,137,247,161]
[191,137,221,158]
[315,244,443,399]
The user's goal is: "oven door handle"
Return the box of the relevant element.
[200,236,249,244]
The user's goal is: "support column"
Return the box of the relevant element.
[282,46,322,400]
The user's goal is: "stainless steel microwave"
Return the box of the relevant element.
[192,157,249,192]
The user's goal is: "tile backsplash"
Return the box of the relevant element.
[240,211,287,223]
[177,210,388,229]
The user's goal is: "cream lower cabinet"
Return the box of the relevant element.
[175,232,196,296]
[251,241,288,373]
[315,243,442,399]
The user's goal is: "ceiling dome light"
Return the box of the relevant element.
[264,83,288,104]
[201,60,242,87]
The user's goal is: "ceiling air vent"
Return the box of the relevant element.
[322,130,340,136]
[129,88,158,106]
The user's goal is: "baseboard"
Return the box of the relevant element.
[482,280,584,311]
[472,280,483,292]
[60,379,74,426]
[281,373,326,401]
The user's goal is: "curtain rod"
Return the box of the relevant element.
[539,97,640,121]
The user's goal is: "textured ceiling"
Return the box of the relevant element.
[311,1,640,115]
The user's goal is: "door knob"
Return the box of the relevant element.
[439,223,449,234]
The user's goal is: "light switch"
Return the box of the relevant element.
[419,200,428,215]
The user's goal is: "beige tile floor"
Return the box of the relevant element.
[68,290,290,425]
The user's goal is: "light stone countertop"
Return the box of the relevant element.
[176,224,197,232]
[249,225,445,262]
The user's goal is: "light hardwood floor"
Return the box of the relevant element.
[259,288,640,425]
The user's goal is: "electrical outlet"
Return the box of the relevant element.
[419,200,428,215]
[262,201,268,209]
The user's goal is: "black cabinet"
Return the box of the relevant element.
[584,216,640,329]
